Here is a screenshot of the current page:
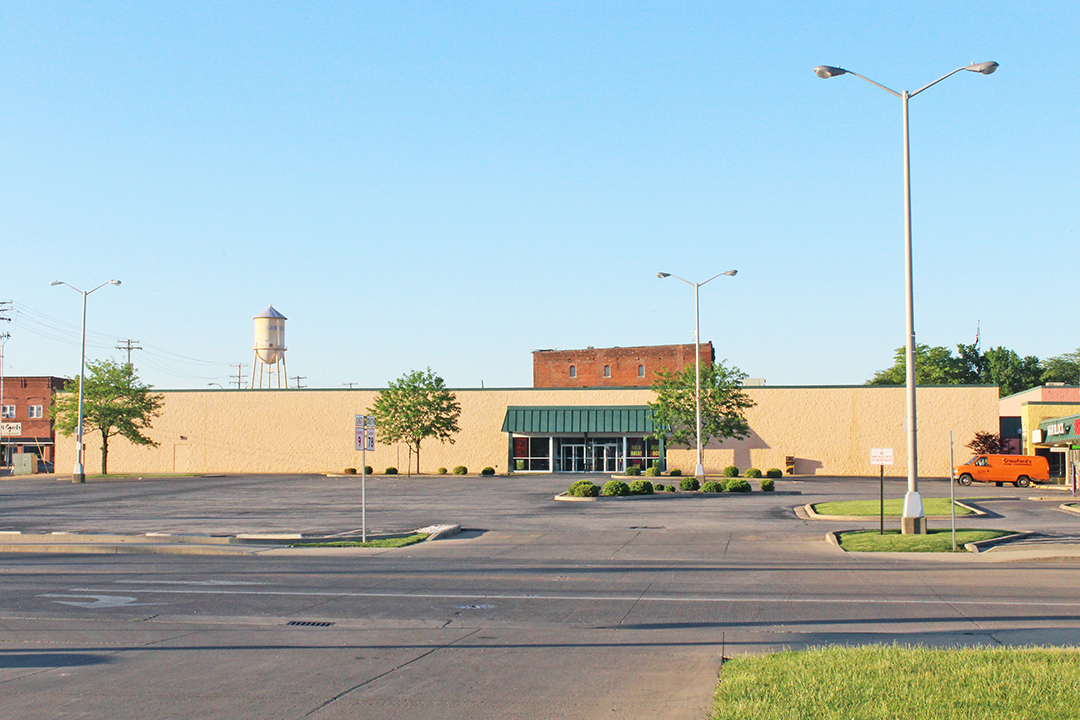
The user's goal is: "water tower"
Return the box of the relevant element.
[250,305,288,388]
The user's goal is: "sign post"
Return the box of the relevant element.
[870,448,894,535]
[355,415,377,542]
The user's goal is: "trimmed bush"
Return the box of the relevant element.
[723,465,740,477]
[679,476,700,492]
[481,467,495,476]
[654,483,665,492]
[668,468,683,477]
[644,466,661,477]
[760,478,775,492]
[384,467,398,475]
[625,465,642,476]
[666,485,676,492]
[567,480,599,497]
[602,479,631,497]
[344,468,356,474]
[702,480,723,493]
[766,468,783,478]
[628,479,654,495]
[745,467,762,478]
[724,478,752,493]
[437,467,448,474]
[452,465,468,475]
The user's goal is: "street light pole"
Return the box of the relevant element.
[814,61,998,533]
[657,270,737,483]
[51,280,121,483]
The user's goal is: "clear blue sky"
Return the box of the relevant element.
[2,2,1076,389]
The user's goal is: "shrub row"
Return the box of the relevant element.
[567,477,775,495]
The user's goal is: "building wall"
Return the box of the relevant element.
[533,344,713,388]
[1,376,66,464]
[1000,385,1080,417]
[55,385,999,478]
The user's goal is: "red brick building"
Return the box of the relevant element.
[0,376,66,471]
[533,343,714,388]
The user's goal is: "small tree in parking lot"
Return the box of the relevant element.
[369,368,461,474]
[51,359,163,475]
[649,361,754,450]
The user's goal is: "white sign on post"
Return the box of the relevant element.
[870,448,894,466]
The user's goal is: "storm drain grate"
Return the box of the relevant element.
[287,620,335,627]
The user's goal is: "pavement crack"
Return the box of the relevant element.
[297,628,483,718]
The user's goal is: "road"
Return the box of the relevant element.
[2,473,1079,719]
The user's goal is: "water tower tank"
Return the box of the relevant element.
[253,305,287,364]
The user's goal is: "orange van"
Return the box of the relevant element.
[954,454,1049,488]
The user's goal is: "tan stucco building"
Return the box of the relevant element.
[55,384,998,478]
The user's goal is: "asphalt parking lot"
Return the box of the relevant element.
[2,473,1079,720]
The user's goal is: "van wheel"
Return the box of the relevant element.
[957,474,973,486]
[1017,476,1031,488]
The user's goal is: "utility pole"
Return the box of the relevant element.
[343,382,358,389]
[230,364,248,389]
[115,339,142,370]
[0,301,10,475]
[291,375,307,389]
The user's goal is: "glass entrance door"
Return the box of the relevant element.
[560,443,586,473]
[592,441,622,473]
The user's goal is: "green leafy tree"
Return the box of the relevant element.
[869,343,1043,397]
[368,368,461,474]
[867,345,970,386]
[648,361,755,449]
[1042,348,1080,385]
[51,359,164,475]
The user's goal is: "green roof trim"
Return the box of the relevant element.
[501,406,657,434]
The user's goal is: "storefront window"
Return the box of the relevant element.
[513,436,550,471]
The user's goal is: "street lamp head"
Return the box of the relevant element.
[656,272,671,279]
[965,61,999,75]
[722,270,737,276]
[50,280,63,286]
[109,280,122,286]
[814,65,847,79]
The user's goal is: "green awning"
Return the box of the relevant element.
[501,406,657,434]
[1038,414,1080,444]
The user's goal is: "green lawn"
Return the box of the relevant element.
[837,529,1012,552]
[714,645,1080,720]
[814,497,974,516]
[290,533,429,548]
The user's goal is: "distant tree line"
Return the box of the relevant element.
[867,344,1080,397]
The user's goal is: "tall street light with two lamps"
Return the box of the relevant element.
[814,61,998,533]
[657,269,737,484]
[50,279,122,483]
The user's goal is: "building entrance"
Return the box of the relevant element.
[560,443,587,472]
[592,441,621,473]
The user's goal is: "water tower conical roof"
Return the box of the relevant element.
[255,305,287,320]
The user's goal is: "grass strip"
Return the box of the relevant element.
[837,528,1011,552]
[714,645,1080,720]
[290,533,429,548]
[813,497,974,516]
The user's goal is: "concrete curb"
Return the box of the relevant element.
[824,529,1037,556]
[964,531,1036,554]
[1057,503,1080,517]
[0,525,463,556]
[555,490,801,502]
[801,500,986,522]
